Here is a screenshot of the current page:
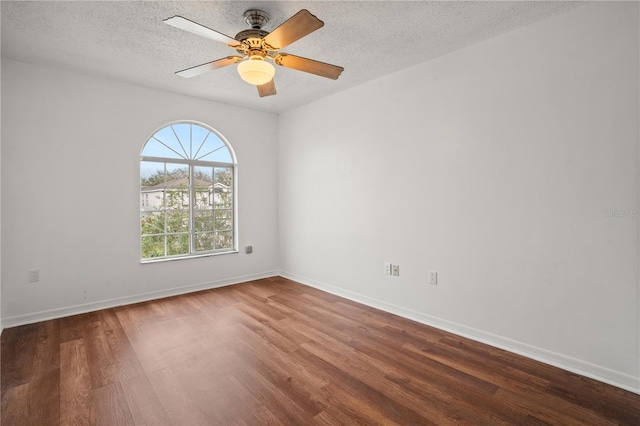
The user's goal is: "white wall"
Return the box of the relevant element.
[0,53,3,423]
[1,59,280,325]
[0,53,3,334]
[278,2,639,392]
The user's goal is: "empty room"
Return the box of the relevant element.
[1,1,639,424]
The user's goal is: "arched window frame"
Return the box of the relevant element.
[140,120,238,262]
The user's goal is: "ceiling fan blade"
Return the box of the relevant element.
[257,79,277,97]
[176,56,243,78]
[263,10,324,50]
[275,54,344,80]
[164,16,241,47]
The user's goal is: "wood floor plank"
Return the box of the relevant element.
[1,322,61,426]
[60,339,93,426]
[2,276,639,425]
[98,310,146,383]
[1,383,32,426]
[301,332,514,425]
[230,360,320,426]
[230,324,327,418]
[119,375,171,426]
[59,312,99,343]
[296,354,419,426]
[1,323,56,393]
[84,320,119,390]
[91,382,135,426]
[146,366,215,425]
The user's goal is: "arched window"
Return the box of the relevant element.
[140,121,236,261]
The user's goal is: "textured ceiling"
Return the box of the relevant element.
[1,1,582,114]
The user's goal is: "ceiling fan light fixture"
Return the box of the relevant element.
[237,57,275,86]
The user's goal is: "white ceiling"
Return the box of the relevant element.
[1,1,582,114]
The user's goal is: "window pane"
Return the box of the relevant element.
[215,192,232,209]
[165,209,189,233]
[194,166,213,209]
[215,231,233,250]
[214,209,232,230]
[145,191,164,210]
[165,163,189,191]
[195,232,214,252]
[166,189,190,209]
[194,191,210,209]
[164,164,190,223]
[141,139,185,159]
[145,127,188,159]
[141,161,165,186]
[194,210,214,232]
[191,125,210,158]
[171,123,191,157]
[199,148,232,163]
[194,190,211,209]
[141,211,166,236]
[194,166,213,187]
[214,168,232,210]
[195,133,230,162]
[167,233,189,256]
[141,235,165,259]
[214,167,232,187]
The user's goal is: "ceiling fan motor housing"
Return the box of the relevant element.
[243,9,269,30]
[235,28,269,42]
[236,9,270,46]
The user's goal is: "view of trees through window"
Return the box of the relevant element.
[140,122,235,260]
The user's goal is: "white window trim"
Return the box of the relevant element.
[139,120,238,263]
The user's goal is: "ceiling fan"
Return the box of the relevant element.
[164,9,344,97]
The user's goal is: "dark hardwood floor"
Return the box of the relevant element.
[2,276,639,425]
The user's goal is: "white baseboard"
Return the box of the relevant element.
[279,270,640,395]
[1,270,279,330]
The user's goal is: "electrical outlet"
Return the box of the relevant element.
[429,271,438,285]
[392,264,400,276]
[28,270,40,283]
[385,263,392,275]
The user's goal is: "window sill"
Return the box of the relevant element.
[140,250,238,264]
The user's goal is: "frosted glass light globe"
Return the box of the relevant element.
[237,58,275,86]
